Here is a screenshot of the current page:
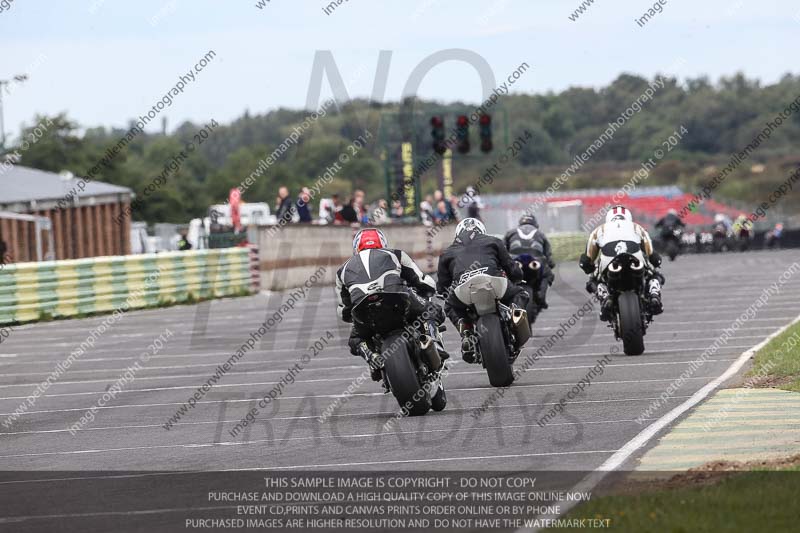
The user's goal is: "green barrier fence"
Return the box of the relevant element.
[549,232,587,263]
[0,247,259,325]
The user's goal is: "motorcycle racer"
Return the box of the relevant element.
[336,228,447,380]
[504,214,555,309]
[437,218,530,362]
[579,206,664,321]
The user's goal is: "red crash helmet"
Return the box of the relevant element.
[352,228,388,254]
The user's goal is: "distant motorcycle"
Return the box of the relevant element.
[351,292,446,416]
[712,223,731,253]
[765,225,783,250]
[593,240,656,356]
[514,253,548,325]
[659,226,683,261]
[452,270,531,387]
[735,226,752,252]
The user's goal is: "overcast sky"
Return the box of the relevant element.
[1,0,798,138]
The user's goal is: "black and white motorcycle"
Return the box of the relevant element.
[591,240,657,356]
[351,292,446,416]
[452,270,531,387]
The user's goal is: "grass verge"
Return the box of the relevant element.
[544,461,800,532]
[749,321,800,392]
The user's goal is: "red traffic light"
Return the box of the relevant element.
[479,114,491,126]
[430,116,444,128]
[456,115,469,127]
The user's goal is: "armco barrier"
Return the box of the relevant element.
[0,247,258,325]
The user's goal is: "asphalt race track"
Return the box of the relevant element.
[0,249,798,531]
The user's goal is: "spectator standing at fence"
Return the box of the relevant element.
[330,194,344,224]
[177,229,192,251]
[0,236,7,265]
[372,199,391,225]
[391,200,404,218]
[353,189,369,224]
[448,194,462,223]
[434,200,451,224]
[296,187,312,223]
[340,197,359,224]
[275,186,294,225]
[465,186,484,221]
[420,195,434,226]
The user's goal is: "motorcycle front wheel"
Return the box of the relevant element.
[382,333,431,416]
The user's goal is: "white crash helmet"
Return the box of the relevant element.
[605,205,633,224]
[455,217,486,238]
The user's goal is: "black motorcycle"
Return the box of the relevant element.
[735,226,752,252]
[351,292,446,416]
[452,272,531,387]
[514,253,547,325]
[712,223,731,253]
[659,226,683,261]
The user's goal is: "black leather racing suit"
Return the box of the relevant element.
[655,213,685,231]
[503,224,555,305]
[336,248,442,354]
[436,230,529,327]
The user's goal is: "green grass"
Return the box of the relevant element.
[544,467,800,532]
[749,321,800,392]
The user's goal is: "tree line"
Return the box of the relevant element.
[5,72,800,224]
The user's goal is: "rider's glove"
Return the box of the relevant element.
[585,279,597,294]
[367,352,384,372]
[649,252,662,268]
[579,253,594,275]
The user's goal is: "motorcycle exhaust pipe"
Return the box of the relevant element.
[511,308,532,349]
[418,335,442,371]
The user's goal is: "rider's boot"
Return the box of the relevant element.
[595,282,614,322]
[647,278,663,315]
[356,342,383,382]
[457,319,478,364]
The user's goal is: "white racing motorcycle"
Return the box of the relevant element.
[593,238,656,356]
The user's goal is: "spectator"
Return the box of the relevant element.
[448,194,461,223]
[465,186,484,220]
[340,197,359,224]
[177,229,192,251]
[296,187,312,223]
[420,195,434,226]
[320,194,342,224]
[371,199,390,225]
[433,189,455,223]
[0,236,7,266]
[434,200,450,224]
[275,186,294,225]
[353,189,368,223]
[391,199,405,218]
[331,194,346,224]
